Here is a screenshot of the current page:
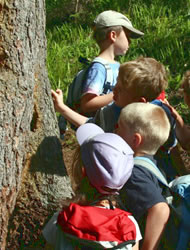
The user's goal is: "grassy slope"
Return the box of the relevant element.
[46,0,190,120]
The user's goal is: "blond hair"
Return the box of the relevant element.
[93,25,123,47]
[118,57,168,101]
[181,70,190,95]
[119,102,170,155]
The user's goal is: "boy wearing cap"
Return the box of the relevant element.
[117,102,171,250]
[43,123,142,250]
[58,10,143,137]
[78,10,144,115]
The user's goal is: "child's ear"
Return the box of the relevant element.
[134,133,142,149]
[139,97,147,103]
[109,30,117,42]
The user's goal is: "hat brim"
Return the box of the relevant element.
[116,20,144,39]
[122,25,144,39]
[76,123,105,145]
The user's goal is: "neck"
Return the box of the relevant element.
[134,152,146,157]
[98,47,116,63]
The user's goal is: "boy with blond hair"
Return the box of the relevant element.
[117,102,171,250]
[118,103,170,155]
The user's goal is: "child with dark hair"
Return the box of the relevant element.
[74,10,144,115]
[58,10,144,138]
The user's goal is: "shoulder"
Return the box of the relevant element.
[91,58,120,71]
[122,157,166,216]
[89,59,107,72]
[128,164,163,195]
[131,162,160,186]
[85,62,106,80]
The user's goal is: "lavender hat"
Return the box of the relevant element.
[76,123,134,194]
[94,10,144,38]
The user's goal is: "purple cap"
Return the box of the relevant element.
[76,123,134,194]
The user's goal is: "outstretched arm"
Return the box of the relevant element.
[142,202,170,250]
[51,89,88,127]
[80,92,113,113]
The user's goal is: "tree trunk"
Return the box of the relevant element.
[0,0,73,249]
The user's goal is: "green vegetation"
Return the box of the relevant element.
[46,0,190,120]
[46,24,99,96]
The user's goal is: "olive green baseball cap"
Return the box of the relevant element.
[94,10,144,38]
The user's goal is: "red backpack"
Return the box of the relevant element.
[57,203,136,249]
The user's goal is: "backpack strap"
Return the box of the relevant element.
[92,57,113,94]
[134,157,173,204]
[134,157,169,187]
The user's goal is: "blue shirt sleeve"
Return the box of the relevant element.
[82,62,107,96]
[82,61,120,97]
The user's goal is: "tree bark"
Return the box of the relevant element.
[0,0,73,249]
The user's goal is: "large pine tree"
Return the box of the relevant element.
[0,1,72,248]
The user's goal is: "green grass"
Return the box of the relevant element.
[46,24,99,99]
[46,0,190,119]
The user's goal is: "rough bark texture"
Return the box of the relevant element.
[0,0,73,249]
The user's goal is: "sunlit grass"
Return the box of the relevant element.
[46,0,190,119]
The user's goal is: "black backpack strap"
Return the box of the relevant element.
[134,157,173,205]
[78,57,113,95]
[92,57,113,94]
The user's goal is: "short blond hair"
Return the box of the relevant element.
[118,57,168,101]
[119,102,170,155]
[181,70,190,95]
